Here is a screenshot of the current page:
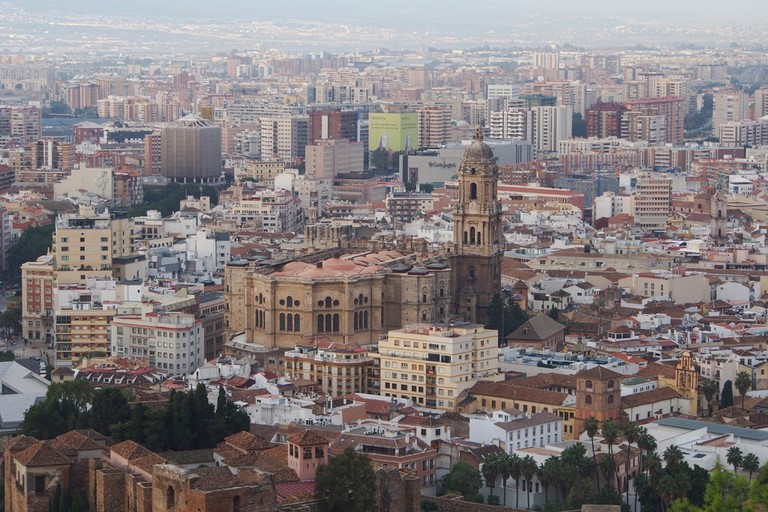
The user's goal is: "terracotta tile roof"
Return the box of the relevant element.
[511,372,577,390]
[131,453,167,474]
[191,466,242,491]
[224,431,272,452]
[575,366,624,381]
[223,452,299,483]
[276,481,316,505]
[287,429,329,447]
[467,381,570,406]
[110,440,153,461]
[637,362,677,380]
[495,411,562,431]
[507,313,566,341]
[261,444,289,465]
[398,415,444,428]
[5,435,40,454]
[15,441,73,467]
[54,429,107,451]
[621,387,682,408]
[159,449,215,465]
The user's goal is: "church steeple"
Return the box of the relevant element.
[452,126,503,325]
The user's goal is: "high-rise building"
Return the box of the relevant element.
[304,139,364,179]
[621,111,667,144]
[308,110,358,143]
[754,86,768,119]
[368,112,418,152]
[528,105,573,154]
[161,114,222,183]
[143,132,162,176]
[624,97,684,144]
[378,323,499,411]
[488,107,528,140]
[586,102,627,138]
[51,205,134,285]
[712,88,748,131]
[29,139,75,171]
[0,105,42,144]
[21,255,55,344]
[451,129,504,325]
[417,106,451,149]
[634,173,672,233]
[259,115,309,162]
[718,119,768,146]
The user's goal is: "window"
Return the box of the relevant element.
[166,486,175,509]
[585,395,592,404]
[34,475,45,494]
[607,394,614,404]
[586,380,593,389]
[470,182,477,200]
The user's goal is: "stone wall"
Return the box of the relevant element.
[422,496,546,512]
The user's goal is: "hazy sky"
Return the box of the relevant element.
[17,0,768,25]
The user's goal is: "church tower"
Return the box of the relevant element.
[710,190,727,244]
[451,128,504,325]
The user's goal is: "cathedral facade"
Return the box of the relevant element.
[224,129,503,349]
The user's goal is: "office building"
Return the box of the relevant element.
[304,139,364,179]
[417,106,451,149]
[529,105,573,155]
[161,114,222,183]
[308,110,358,143]
[260,115,309,163]
[634,173,672,233]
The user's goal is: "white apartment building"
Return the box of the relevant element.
[528,105,572,154]
[225,190,304,232]
[712,88,748,131]
[469,409,563,454]
[633,173,671,232]
[593,191,633,221]
[259,115,309,162]
[378,323,500,411]
[304,139,364,179]
[110,311,203,375]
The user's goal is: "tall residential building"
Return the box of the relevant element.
[451,129,504,325]
[621,112,667,144]
[259,115,309,162]
[754,86,768,119]
[488,107,528,140]
[284,342,373,397]
[29,139,75,171]
[378,323,499,411]
[161,114,222,183]
[53,278,118,367]
[712,88,748,132]
[586,102,627,138]
[143,132,162,176]
[110,312,204,375]
[51,204,134,285]
[718,119,768,146]
[21,255,55,343]
[417,106,451,149]
[624,97,684,144]
[304,139,364,179]
[528,105,573,154]
[0,106,41,144]
[368,112,418,152]
[634,173,672,233]
[308,110,358,143]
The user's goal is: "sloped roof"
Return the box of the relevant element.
[287,429,329,447]
[110,440,153,461]
[507,313,566,341]
[575,366,624,381]
[621,387,682,408]
[15,440,73,467]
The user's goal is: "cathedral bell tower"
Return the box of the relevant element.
[452,127,504,325]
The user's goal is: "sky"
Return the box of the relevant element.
[16,0,768,25]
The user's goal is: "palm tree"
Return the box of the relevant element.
[539,456,559,503]
[481,456,501,497]
[499,453,511,506]
[726,446,743,474]
[520,455,538,509]
[601,418,620,490]
[735,370,752,411]
[701,378,719,415]
[622,422,639,505]
[663,445,684,472]
[742,452,759,483]
[583,415,601,493]
[507,453,522,508]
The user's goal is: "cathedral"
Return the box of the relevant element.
[224,129,503,349]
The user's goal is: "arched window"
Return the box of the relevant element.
[332,314,340,332]
[422,311,427,321]
[608,394,615,404]
[279,313,286,332]
[325,296,332,308]
[287,313,293,332]
[233,495,241,512]
[166,486,175,509]
[325,314,332,333]
[294,315,300,332]
[463,231,468,244]
[363,311,369,329]
[470,182,478,200]
[470,227,475,244]
[586,380,593,389]
[354,312,359,330]
[607,380,614,390]
[585,395,592,405]
[287,295,293,307]
[317,314,324,333]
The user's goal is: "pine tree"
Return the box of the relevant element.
[721,380,734,409]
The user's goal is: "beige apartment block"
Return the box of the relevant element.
[378,323,499,411]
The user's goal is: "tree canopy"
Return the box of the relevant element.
[443,461,483,499]
[720,380,734,409]
[315,447,377,512]
[4,223,54,279]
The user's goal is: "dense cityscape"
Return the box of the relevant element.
[0,1,768,511]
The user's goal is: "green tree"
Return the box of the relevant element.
[702,464,749,512]
[520,455,538,509]
[443,461,482,499]
[741,453,759,483]
[90,388,131,436]
[602,419,620,490]
[583,416,601,494]
[370,148,389,171]
[734,371,752,411]
[623,422,640,505]
[572,113,587,138]
[420,183,434,193]
[4,223,55,279]
[539,456,560,504]
[701,379,719,415]
[726,446,743,474]
[481,456,500,497]
[507,453,522,508]
[315,447,377,512]
[21,381,93,439]
[404,180,417,192]
[720,380,734,409]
